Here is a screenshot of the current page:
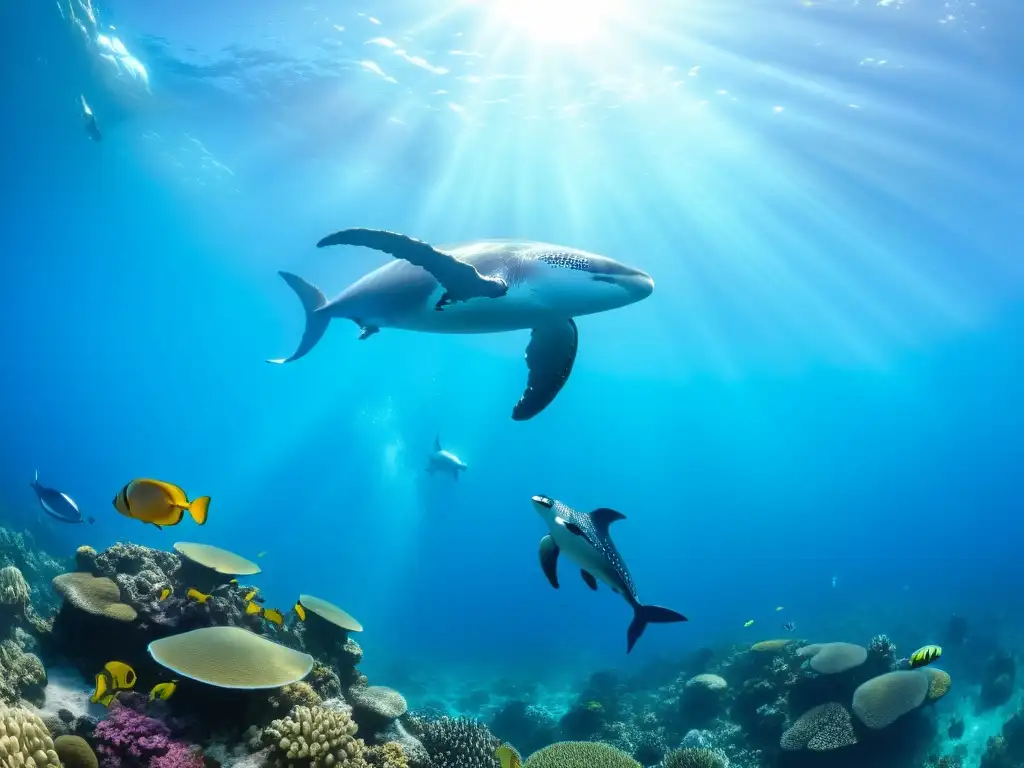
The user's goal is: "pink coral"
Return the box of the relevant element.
[92,703,203,768]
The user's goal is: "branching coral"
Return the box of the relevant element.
[262,704,367,768]
[523,742,640,768]
[418,717,500,768]
[662,747,728,768]
[92,702,203,768]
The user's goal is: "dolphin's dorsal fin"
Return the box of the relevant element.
[434,433,442,451]
[590,507,626,534]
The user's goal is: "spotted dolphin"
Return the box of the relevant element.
[426,434,467,480]
[531,494,687,653]
[269,228,654,420]
[30,471,94,524]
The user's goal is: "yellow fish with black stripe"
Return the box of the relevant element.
[495,745,521,768]
[112,479,210,529]
[91,661,137,707]
[150,680,178,701]
[909,644,942,669]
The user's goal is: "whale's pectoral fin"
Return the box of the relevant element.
[268,272,330,364]
[512,320,579,421]
[539,535,560,589]
[434,433,442,452]
[318,228,507,304]
[581,570,598,590]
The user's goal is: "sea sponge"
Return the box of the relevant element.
[662,747,728,768]
[0,703,61,768]
[523,741,640,768]
[750,640,791,653]
[262,704,367,768]
[796,642,868,674]
[925,668,952,701]
[364,742,408,768]
[54,735,98,768]
[0,566,30,607]
[418,717,500,768]
[51,573,137,621]
[852,670,930,729]
[149,626,313,688]
[780,702,857,751]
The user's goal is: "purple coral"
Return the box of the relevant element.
[92,703,203,768]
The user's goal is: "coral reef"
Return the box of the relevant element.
[779,702,857,751]
[0,526,70,615]
[489,701,558,758]
[662,748,728,768]
[262,704,367,768]
[523,741,640,767]
[978,651,1015,712]
[92,701,203,768]
[418,717,500,768]
[54,735,99,768]
[0,703,61,768]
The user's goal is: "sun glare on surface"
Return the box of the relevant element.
[486,0,628,44]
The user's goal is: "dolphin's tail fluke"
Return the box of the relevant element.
[268,271,330,364]
[627,604,688,653]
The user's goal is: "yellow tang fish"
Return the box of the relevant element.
[744,620,755,628]
[112,479,210,528]
[294,602,306,621]
[245,601,262,616]
[187,588,212,604]
[159,587,172,601]
[149,680,178,701]
[909,644,942,669]
[244,590,258,602]
[496,745,522,768]
[263,608,284,627]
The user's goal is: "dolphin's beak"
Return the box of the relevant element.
[531,495,554,511]
[627,271,655,299]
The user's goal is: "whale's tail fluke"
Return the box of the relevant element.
[268,272,330,364]
[627,604,688,654]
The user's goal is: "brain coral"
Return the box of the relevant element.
[418,717,500,768]
[852,670,930,729]
[54,736,98,768]
[925,668,952,701]
[350,686,408,721]
[52,573,137,622]
[524,742,640,768]
[0,703,61,768]
[686,674,727,691]
[780,702,857,751]
[263,705,367,768]
[662,747,728,768]
[796,642,868,674]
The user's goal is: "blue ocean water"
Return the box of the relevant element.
[2,0,1023,752]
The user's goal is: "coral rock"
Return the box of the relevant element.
[523,741,640,767]
[780,702,857,751]
[54,735,98,768]
[852,670,930,729]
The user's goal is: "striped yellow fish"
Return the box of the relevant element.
[909,644,942,669]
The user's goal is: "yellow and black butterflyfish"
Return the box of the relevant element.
[90,671,113,705]
[112,479,211,528]
[294,602,306,621]
[245,601,262,616]
[909,644,942,669]
[186,588,212,604]
[159,587,172,601]
[149,680,178,701]
[263,608,284,627]
[496,745,522,768]
[104,660,137,690]
[244,590,258,602]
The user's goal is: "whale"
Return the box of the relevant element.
[426,434,467,480]
[269,228,654,420]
